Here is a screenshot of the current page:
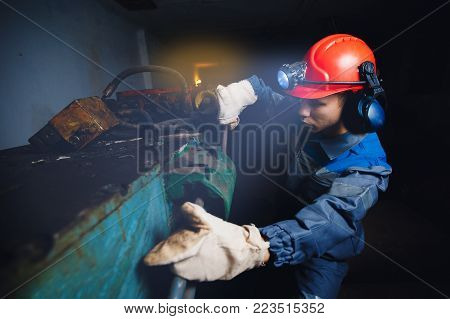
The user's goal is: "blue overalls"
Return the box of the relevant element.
[246,75,392,298]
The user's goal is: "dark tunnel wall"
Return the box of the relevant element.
[0,0,154,150]
[141,0,450,297]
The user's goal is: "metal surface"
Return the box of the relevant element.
[168,276,187,299]
[102,65,190,105]
[29,97,119,151]
[28,65,193,152]
[9,170,171,298]
[1,127,236,298]
[0,136,174,298]
[163,138,236,220]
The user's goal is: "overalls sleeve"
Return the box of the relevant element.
[259,168,390,267]
[246,75,288,112]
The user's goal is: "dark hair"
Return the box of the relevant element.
[341,91,367,134]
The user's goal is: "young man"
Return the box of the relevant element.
[145,34,392,299]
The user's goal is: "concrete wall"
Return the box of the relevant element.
[0,0,153,150]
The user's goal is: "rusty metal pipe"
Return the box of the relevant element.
[102,65,189,100]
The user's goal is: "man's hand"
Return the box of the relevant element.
[144,202,270,281]
[215,79,258,129]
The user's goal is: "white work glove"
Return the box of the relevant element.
[144,202,270,281]
[216,79,258,129]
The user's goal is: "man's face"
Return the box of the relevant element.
[297,93,346,134]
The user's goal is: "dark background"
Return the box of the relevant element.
[1,0,449,298]
[143,0,450,298]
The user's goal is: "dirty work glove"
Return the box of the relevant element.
[144,202,270,281]
[216,79,257,129]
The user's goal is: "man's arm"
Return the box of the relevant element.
[259,168,390,267]
[246,75,286,110]
[215,75,287,127]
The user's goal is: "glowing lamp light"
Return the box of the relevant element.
[277,70,289,90]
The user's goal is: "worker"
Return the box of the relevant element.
[145,34,392,299]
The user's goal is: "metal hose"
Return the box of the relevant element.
[102,65,189,100]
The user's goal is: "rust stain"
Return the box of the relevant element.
[49,97,119,149]
[115,210,127,242]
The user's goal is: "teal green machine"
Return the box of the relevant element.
[0,131,235,298]
[0,66,236,298]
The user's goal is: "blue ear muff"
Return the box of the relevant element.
[357,96,385,132]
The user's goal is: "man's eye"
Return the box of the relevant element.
[299,100,323,108]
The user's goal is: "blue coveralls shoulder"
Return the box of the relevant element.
[246,75,392,298]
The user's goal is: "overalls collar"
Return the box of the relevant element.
[309,132,367,160]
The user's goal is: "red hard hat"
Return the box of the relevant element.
[286,34,376,99]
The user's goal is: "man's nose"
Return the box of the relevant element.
[298,103,311,118]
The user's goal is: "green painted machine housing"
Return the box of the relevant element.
[1,136,236,298]
[164,138,236,220]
